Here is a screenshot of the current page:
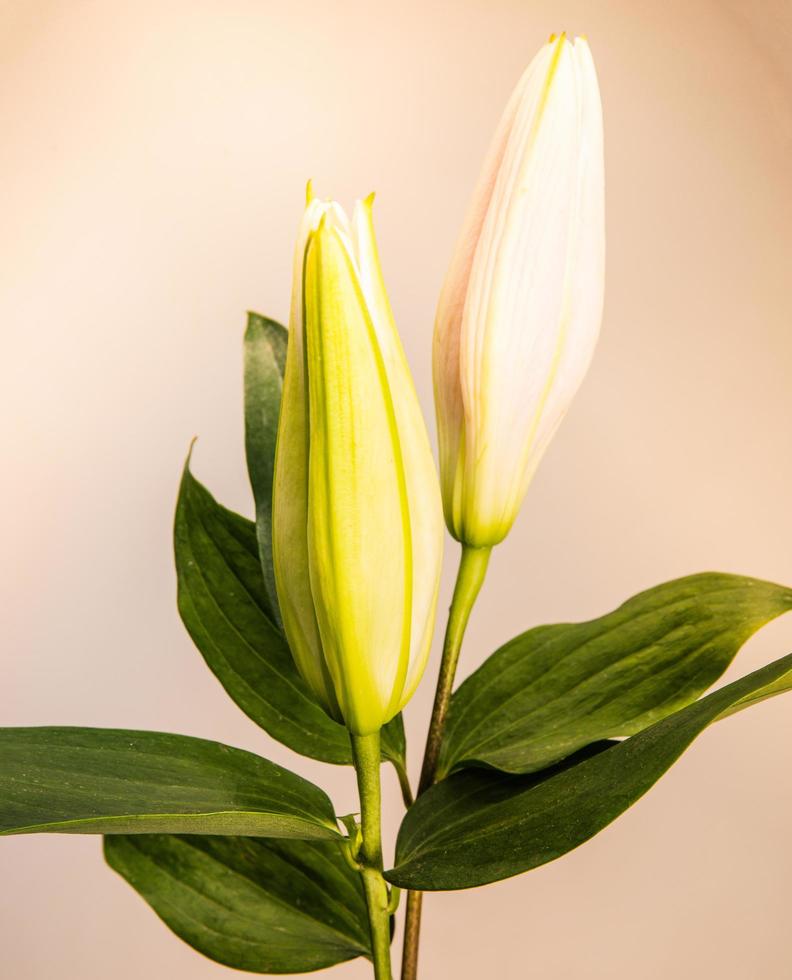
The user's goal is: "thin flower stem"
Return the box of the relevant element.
[400,543,491,980]
[418,544,491,793]
[351,731,393,980]
[393,760,415,808]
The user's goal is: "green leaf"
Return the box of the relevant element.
[386,652,792,891]
[384,714,407,780]
[174,458,408,773]
[244,312,288,629]
[105,834,371,973]
[382,715,408,790]
[439,573,792,777]
[0,727,341,839]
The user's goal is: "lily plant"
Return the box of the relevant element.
[3,33,791,980]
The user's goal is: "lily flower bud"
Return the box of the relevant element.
[273,188,444,735]
[434,35,605,547]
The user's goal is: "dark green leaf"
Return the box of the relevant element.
[386,652,792,890]
[382,714,408,792]
[105,834,370,973]
[439,573,792,776]
[174,458,407,773]
[0,727,340,839]
[244,312,287,628]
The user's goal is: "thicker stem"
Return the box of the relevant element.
[351,731,393,980]
[401,543,491,980]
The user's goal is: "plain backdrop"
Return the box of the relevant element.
[2,1,792,978]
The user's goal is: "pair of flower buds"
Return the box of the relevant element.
[273,35,604,735]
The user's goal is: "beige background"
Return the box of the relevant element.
[2,1,792,977]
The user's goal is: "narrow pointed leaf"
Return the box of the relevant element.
[105,834,371,973]
[0,727,340,839]
[439,573,792,776]
[175,459,407,772]
[244,312,288,628]
[387,653,792,890]
[382,713,407,784]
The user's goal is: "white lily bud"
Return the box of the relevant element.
[434,35,605,547]
[273,188,444,735]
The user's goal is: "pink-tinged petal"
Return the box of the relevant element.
[433,36,605,546]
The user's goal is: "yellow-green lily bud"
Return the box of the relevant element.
[433,34,605,548]
[273,189,444,735]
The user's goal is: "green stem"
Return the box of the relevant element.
[393,760,414,808]
[401,543,491,980]
[417,544,491,794]
[351,731,393,980]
